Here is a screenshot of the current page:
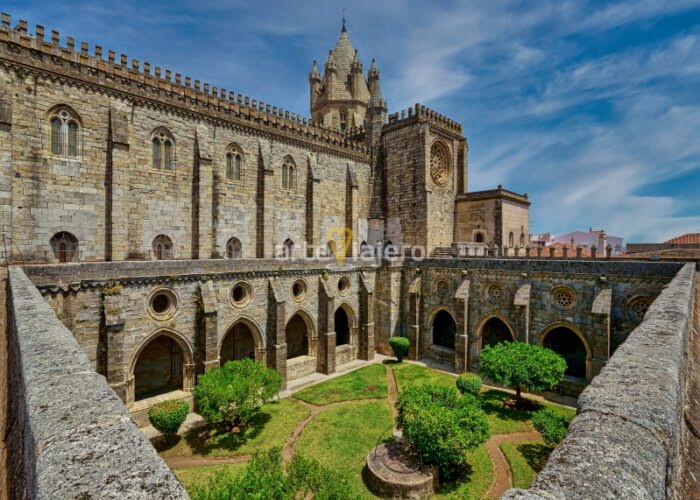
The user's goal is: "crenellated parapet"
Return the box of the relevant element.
[0,14,370,160]
[384,103,462,136]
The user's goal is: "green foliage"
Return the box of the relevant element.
[189,448,356,500]
[194,359,282,429]
[396,384,490,478]
[531,409,573,446]
[149,400,189,439]
[388,336,410,362]
[456,372,483,397]
[478,342,566,407]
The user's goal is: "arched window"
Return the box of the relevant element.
[49,231,79,263]
[508,232,514,247]
[520,233,525,247]
[283,238,294,258]
[339,108,348,132]
[152,234,174,260]
[226,237,242,259]
[282,156,296,190]
[151,128,175,170]
[48,107,81,157]
[226,145,243,180]
[474,232,484,243]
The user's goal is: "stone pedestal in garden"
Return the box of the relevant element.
[364,440,436,499]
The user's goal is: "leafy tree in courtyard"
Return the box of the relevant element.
[388,336,410,362]
[478,342,566,409]
[194,358,282,430]
[396,384,489,478]
[531,409,573,446]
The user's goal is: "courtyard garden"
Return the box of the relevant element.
[156,355,575,499]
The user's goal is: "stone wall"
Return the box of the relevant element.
[5,266,187,499]
[503,262,696,499]
[23,257,682,400]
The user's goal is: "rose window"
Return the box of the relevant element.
[430,142,450,186]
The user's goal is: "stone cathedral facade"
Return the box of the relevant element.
[0,17,529,264]
[3,16,672,419]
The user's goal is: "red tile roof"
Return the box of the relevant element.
[665,233,700,244]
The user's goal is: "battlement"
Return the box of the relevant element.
[386,103,462,134]
[0,14,370,158]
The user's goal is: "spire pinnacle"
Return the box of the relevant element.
[341,10,347,32]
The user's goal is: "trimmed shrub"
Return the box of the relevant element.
[194,358,282,430]
[396,384,489,478]
[190,448,355,500]
[388,336,410,362]
[531,409,573,446]
[456,372,482,397]
[148,399,189,439]
[479,342,566,408]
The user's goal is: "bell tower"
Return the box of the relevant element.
[309,20,373,131]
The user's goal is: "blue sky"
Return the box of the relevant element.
[7,0,700,242]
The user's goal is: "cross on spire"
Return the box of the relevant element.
[341,9,347,32]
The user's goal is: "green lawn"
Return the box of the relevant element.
[435,444,493,499]
[293,364,388,404]
[481,390,576,435]
[295,400,394,498]
[500,440,553,489]
[391,362,457,391]
[159,398,310,458]
[173,463,247,492]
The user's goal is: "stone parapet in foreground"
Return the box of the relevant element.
[5,266,188,499]
[503,262,696,499]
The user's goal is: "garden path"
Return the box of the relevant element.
[162,362,546,499]
[484,430,541,499]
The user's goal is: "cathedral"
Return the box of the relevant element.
[0,17,529,263]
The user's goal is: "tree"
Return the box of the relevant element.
[194,358,282,430]
[396,384,489,478]
[388,336,410,362]
[148,400,189,442]
[478,342,566,409]
[531,409,573,446]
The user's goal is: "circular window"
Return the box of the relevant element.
[230,281,253,307]
[550,287,577,311]
[486,284,505,305]
[338,276,350,295]
[436,280,450,297]
[430,142,450,186]
[291,279,307,302]
[148,288,178,320]
[628,296,653,323]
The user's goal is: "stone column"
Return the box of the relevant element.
[305,156,321,256]
[266,278,288,387]
[193,130,214,259]
[198,280,220,372]
[358,272,376,360]
[406,274,422,360]
[453,274,470,373]
[591,287,612,381]
[513,282,531,343]
[107,107,131,261]
[104,292,128,403]
[317,277,336,375]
